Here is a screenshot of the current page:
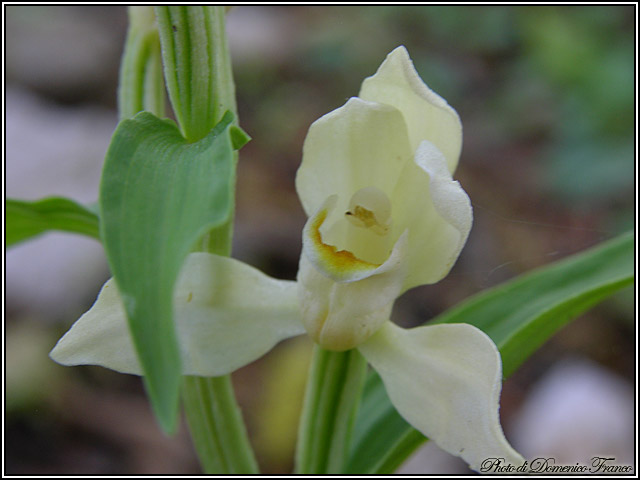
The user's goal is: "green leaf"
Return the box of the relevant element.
[229,125,251,151]
[437,231,634,375]
[100,110,239,433]
[347,231,634,473]
[6,197,100,247]
[347,372,426,474]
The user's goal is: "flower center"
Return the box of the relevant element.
[302,187,396,282]
[344,186,392,236]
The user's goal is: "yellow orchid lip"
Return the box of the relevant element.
[303,196,382,283]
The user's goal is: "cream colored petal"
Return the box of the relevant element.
[295,97,413,217]
[50,277,141,374]
[358,322,525,472]
[297,224,408,351]
[50,253,305,376]
[392,140,472,291]
[359,46,462,173]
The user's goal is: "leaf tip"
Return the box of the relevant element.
[230,125,251,150]
[144,373,181,435]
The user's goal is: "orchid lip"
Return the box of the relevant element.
[303,195,382,283]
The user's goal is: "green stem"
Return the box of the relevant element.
[155,6,236,141]
[182,376,259,474]
[181,215,257,474]
[118,6,165,119]
[117,5,252,467]
[295,346,368,474]
[154,6,257,473]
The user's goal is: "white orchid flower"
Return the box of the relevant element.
[51,46,524,472]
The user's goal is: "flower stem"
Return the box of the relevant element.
[181,220,258,474]
[154,6,258,473]
[295,346,368,474]
[182,376,259,474]
[155,5,236,142]
[118,6,165,119]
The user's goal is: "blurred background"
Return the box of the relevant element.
[5,5,635,474]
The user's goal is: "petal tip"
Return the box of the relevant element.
[360,322,524,473]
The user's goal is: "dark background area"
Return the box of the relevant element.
[5,5,635,474]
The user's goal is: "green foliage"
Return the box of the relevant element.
[516,7,634,209]
[347,231,634,473]
[99,110,240,433]
[6,197,100,247]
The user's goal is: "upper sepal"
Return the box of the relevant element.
[359,46,462,173]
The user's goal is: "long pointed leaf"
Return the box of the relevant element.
[100,110,240,433]
[6,197,100,247]
[347,231,634,473]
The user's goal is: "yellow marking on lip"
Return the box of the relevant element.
[309,208,381,275]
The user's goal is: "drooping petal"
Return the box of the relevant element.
[298,207,408,351]
[391,140,472,291]
[358,322,525,472]
[359,46,462,174]
[50,253,305,376]
[295,97,413,218]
